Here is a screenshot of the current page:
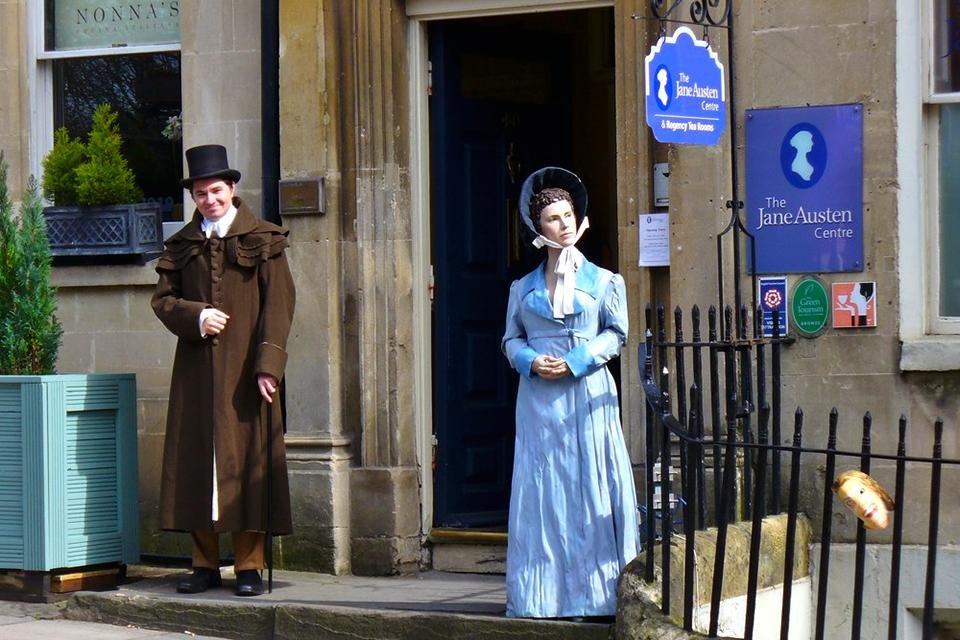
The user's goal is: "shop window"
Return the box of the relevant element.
[53,54,183,221]
[40,1,182,221]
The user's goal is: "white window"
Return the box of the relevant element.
[927,0,960,331]
[899,0,960,368]
[29,1,183,220]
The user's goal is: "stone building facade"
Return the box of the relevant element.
[1,1,958,628]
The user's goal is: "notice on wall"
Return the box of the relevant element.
[639,213,670,267]
[53,1,181,51]
[746,104,863,273]
[832,281,877,328]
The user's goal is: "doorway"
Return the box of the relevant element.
[428,7,618,529]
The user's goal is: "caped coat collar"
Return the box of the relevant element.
[169,197,259,242]
[518,258,605,320]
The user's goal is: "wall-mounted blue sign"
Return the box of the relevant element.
[746,104,863,273]
[644,26,726,146]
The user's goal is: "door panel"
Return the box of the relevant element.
[430,20,572,528]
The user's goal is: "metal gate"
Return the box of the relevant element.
[639,305,958,639]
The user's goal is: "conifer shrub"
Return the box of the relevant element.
[75,104,142,206]
[0,153,18,327]
[41,127,85,206]
[0,152,62,374]
[40,103,142,208]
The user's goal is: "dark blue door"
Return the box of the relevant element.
[430,21,572,528]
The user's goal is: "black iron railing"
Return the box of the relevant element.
[639,304,958,639]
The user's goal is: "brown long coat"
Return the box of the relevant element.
[152,198,295,534]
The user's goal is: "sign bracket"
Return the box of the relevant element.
[636,0,754,339]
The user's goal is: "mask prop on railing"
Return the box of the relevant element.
[832,469,894,530]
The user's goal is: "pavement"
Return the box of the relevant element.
[0,598,227,639]
[1,565,612,640]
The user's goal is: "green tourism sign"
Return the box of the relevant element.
[791,276,829,336]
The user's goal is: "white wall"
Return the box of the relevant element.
[694,578,812,639]
[810,544,960,639]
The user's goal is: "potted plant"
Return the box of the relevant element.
[0,152,139,597]
[40,103,163,261]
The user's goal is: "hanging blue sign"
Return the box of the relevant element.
[746,104,863,273]
[644,26,727,145]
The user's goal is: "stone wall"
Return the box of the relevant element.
[279,0,419,575]
[660,0,960,547]
[0,0,25,195]
[180,0,264,217]
[616,514,811,639]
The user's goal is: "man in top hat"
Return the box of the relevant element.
[152,144,296,596]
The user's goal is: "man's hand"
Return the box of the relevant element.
[201,309,230,335]
[258,373,279,403]
[532,355,571,380]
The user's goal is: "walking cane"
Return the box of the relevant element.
[266,396,274,593]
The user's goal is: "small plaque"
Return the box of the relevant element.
[758,276,789,337]
[831,281,877,328]
[790,276,830,337]
[279,178,324,216]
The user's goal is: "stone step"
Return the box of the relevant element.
[428,528,508,574]
[60,566,611,640]
[431,542,507,574]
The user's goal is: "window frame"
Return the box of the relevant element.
[925,0,960,335]
[25,2,181,181]
[898,0,960,369]
[37,43,180,61]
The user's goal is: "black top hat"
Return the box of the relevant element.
[518,167,589,238]
[180,144,242,189]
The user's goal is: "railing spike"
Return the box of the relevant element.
[923,417,944,638]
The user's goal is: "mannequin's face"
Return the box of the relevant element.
[836,477,890,530]
[538,199,577,247]
[191,177,236,222]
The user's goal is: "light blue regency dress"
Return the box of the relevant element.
[501,257,640,618]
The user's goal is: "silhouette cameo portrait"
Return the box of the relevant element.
[656,67,670,108]
[789,130,815,181]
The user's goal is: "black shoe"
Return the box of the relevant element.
[176,567,222,594]
[235,569,264,596]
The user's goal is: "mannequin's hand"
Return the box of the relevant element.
[532,355,571,380]
[201,309,230,335]
[258,373,278,403]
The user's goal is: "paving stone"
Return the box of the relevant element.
[59,566,610,640]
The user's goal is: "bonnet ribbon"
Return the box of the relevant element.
[532,217,591,318]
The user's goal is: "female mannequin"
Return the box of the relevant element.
[501,167,639,619]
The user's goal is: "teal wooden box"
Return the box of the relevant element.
[0,374,139,571]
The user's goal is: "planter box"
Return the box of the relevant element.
[43,202,163,259]
[0,374,139,572]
